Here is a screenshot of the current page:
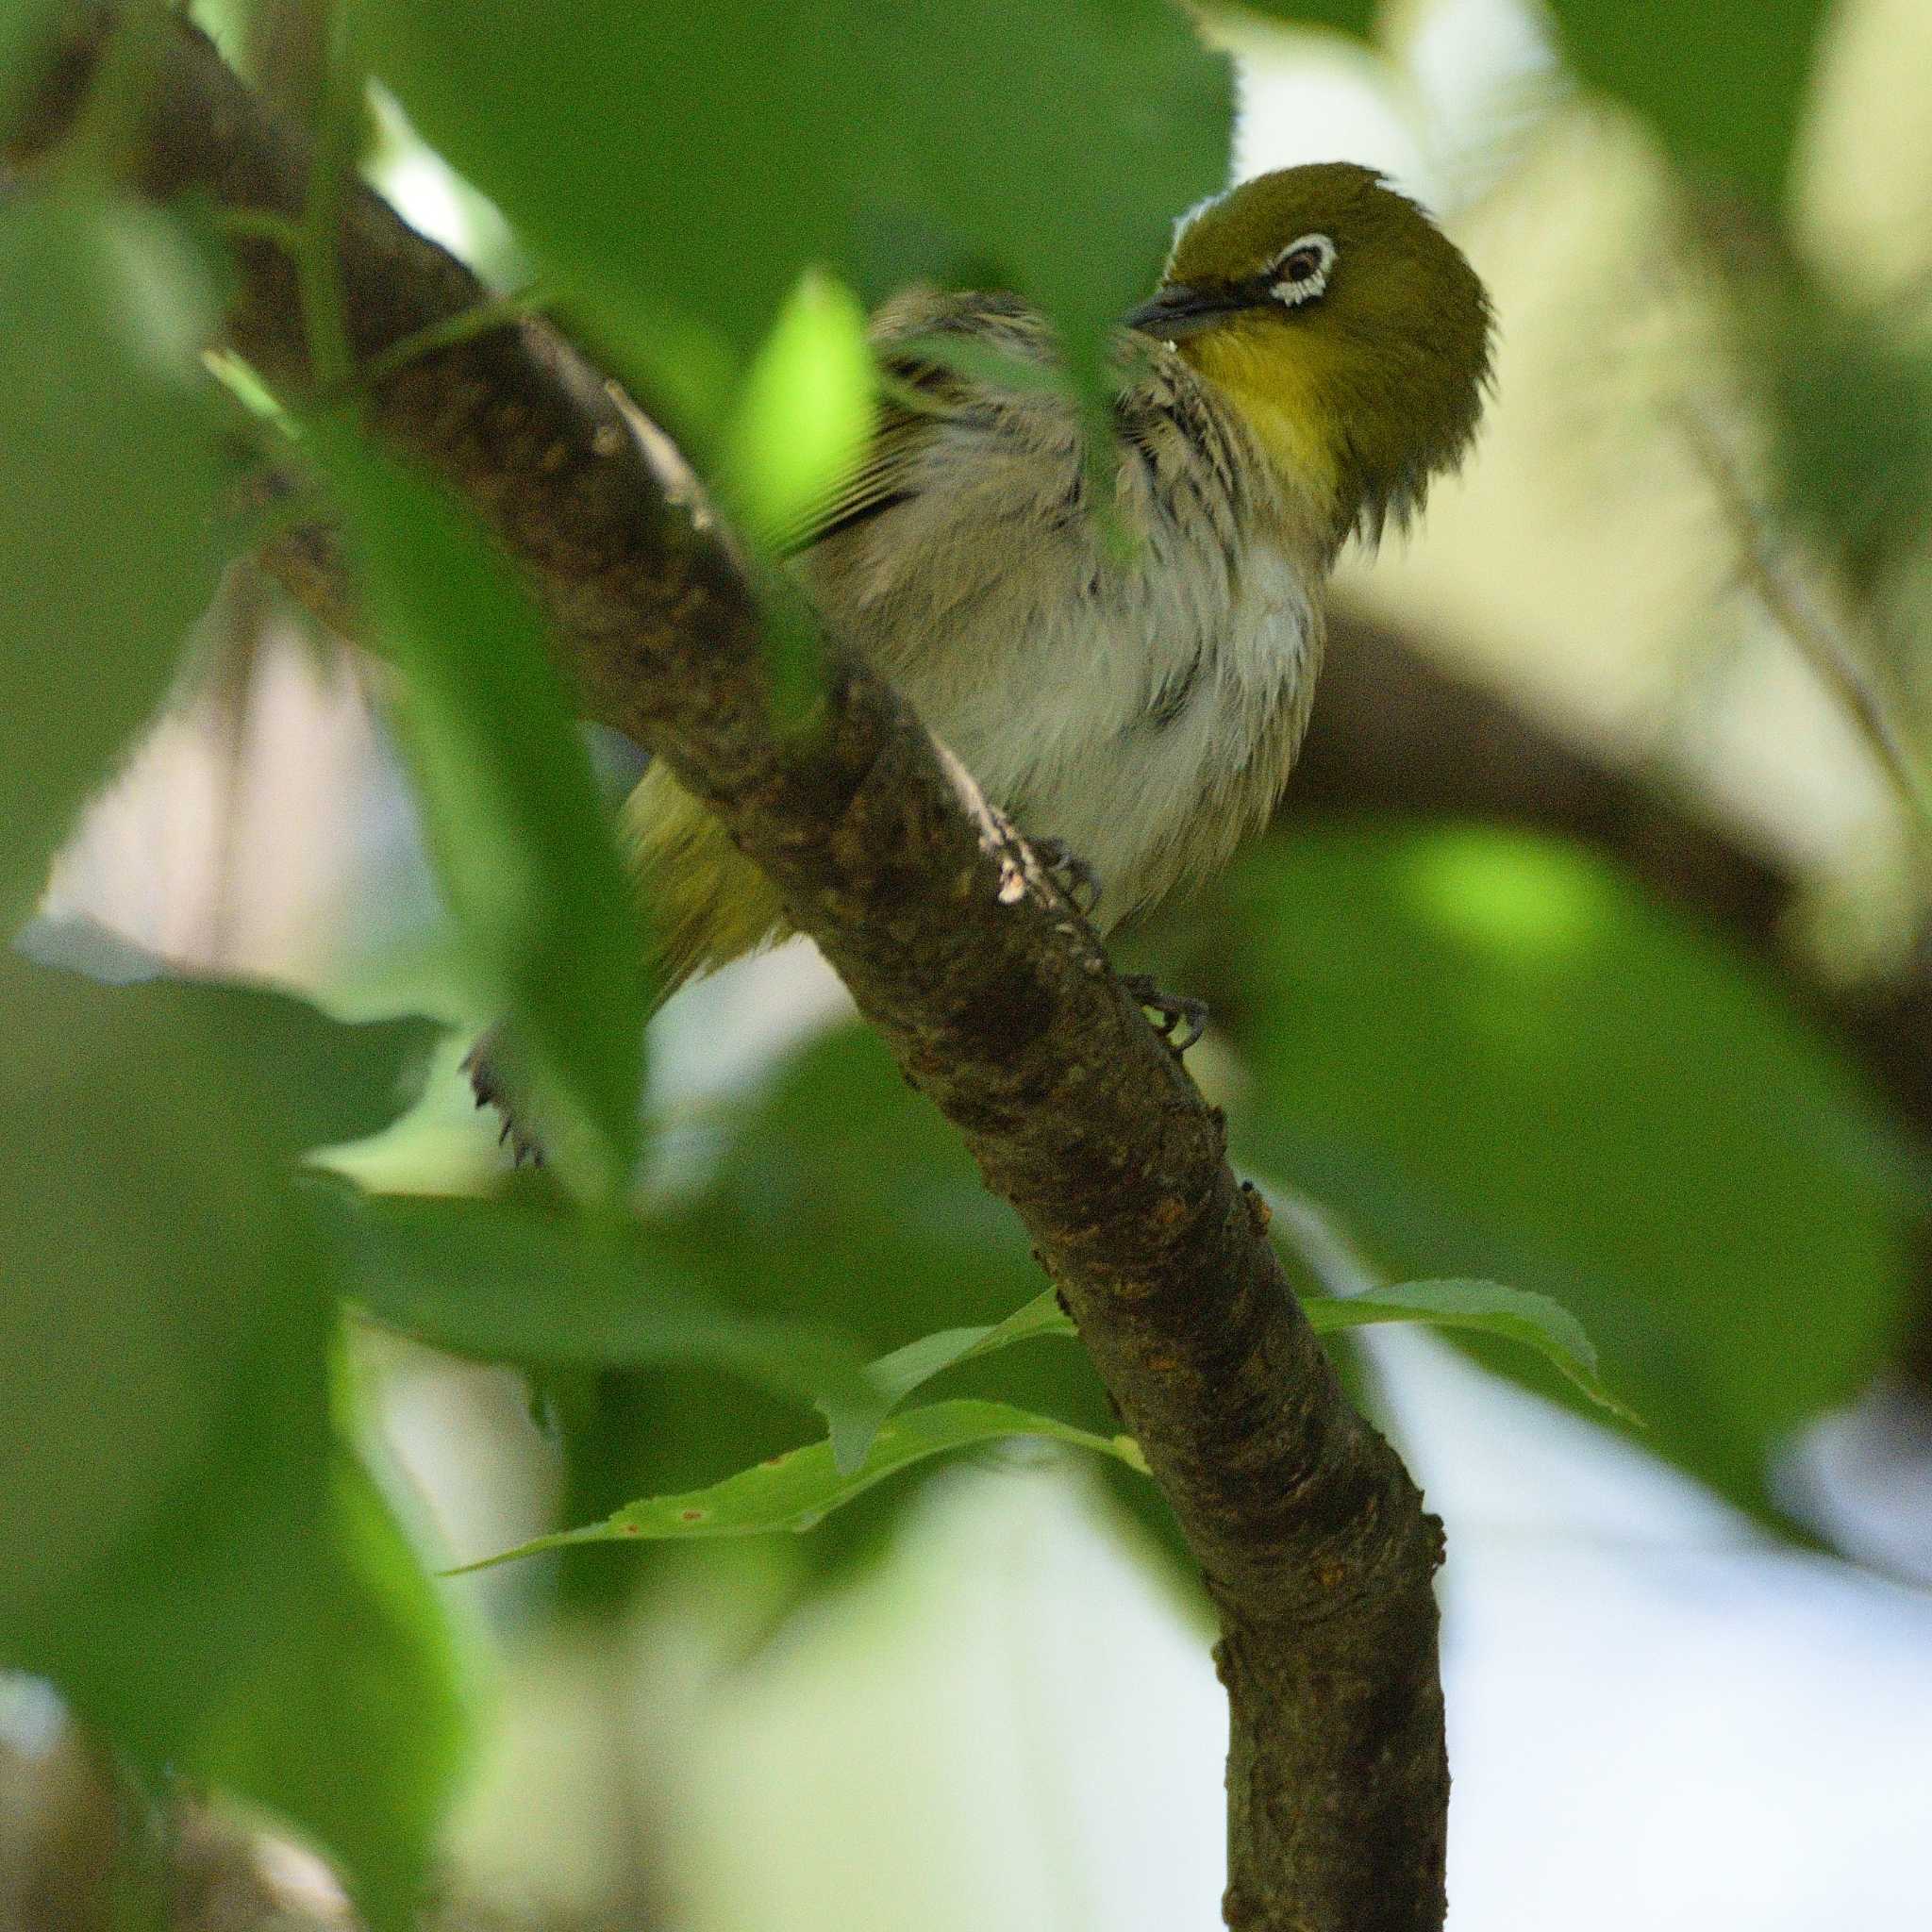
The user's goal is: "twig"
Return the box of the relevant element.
[1674,400,1932,847]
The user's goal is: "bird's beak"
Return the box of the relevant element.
[1123,283,1248,342]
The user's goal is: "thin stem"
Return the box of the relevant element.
[218,204,307,252]
[358,281,558,390]
[1675,402,1932,851]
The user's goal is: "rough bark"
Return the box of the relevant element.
[12,11,1454,1928]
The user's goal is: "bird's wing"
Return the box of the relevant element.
[784,290,1058,556]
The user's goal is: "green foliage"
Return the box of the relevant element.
[348,0,1233,411]
[323,1182,879,1443]
[0,943,457,1925]
[1543,0,1830,202]
[1755,289,1932,597]
[305,424,649,1201]
[1208,823,1914,1520]
[832,1288,1082,1468]
[8,3,1924,1916]
[0,191,231,924]
[1220,1,1378,37]
[1298,1277,1632,1420]
[458,1400,1146,1572]
[535,1025,1123,1567]
[720,268,875,552]
[194,1453,471,1932]
[0,0,60,122]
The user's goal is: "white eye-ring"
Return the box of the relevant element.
[1269,233,1336,308]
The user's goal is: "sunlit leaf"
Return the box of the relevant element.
[722,268,874,550]
[0,190,229,922]
[305,423,647,1200]
[454,1399,1145,1572]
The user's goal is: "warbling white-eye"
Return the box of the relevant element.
[620,162,1493,1004]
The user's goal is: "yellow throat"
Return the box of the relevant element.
[1179,322,1346,536]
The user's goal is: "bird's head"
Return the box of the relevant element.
[1127,162,1493,550]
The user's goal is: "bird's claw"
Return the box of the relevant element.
[1029,836,1103,915]
[462,1031,545,1167]
[1120,973,1208,1054]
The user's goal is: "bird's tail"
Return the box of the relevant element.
[465,766,786,1158]
[622,758,789,1011]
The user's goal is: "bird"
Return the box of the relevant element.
[618,162,1493,1017]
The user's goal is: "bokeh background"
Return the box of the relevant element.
[8,0,1932,1926]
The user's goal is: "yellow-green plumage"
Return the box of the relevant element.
[625,162,1492,1004]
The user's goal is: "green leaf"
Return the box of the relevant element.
[1544,0,1830,200]
[323,1183,876,1427]
[195,1452,470,1932]
[2,1,80,132]
[720,267,874,550]
[1755,291,1932,594]
[1301,1277,1636,1422]
[1218,824,1914,1523]
[0,190,229,922]
[455,1399,1145,1571]
[0,948,430,1766]
[351,0,1233,396]
[824,1289,1076,1471]
[1254,1178,1632,1417]
[305,422,648,1200]
[1212,1,1377,35]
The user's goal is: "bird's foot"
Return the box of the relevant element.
[1119,973,1208,1055]
[1028,836,1103,916]
[462,1030,546,1167]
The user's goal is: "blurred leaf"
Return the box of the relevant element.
[306,422,647,1201]
[197,1451,470,1932]
[1,0,65,122]
[1213,2,1378,34]
[1756,292,1932,593]
[17,918,441,1151]
[824,1288,1076,1471]
[322,1183,876,1425]
[1544,0,1830,200]
[721,267,874,550]
[1300,1277,1635,1421]
[0,190,229,923]
[1218,824,1913,1522]
[0,948,430,1765]
[457,1398,1145,1572]
[351,0,1233,399]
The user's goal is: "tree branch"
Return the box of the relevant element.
[12,12,1451,1929]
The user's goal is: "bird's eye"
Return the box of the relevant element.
[1269,234,1336,308]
